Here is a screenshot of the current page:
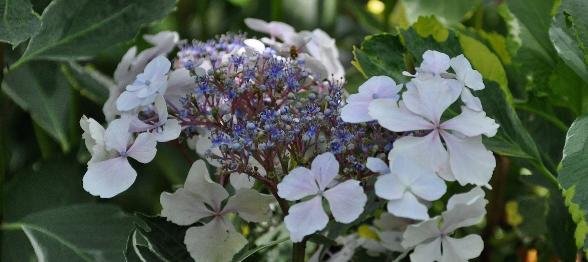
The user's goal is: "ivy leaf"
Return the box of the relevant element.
[0,0,41,46]
[352,33,407,81]
[3,204,136,261]
[13,0,176,67]
[1,61,72,152]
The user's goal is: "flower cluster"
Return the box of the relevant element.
[338,50,498,260]
[79,18,499,262]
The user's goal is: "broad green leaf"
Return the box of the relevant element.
[548,62,588,116]
[559,115,588,251]
[402,0,481,25]
[4,204,136,262]
[352,33,407,81]
[458,33,512,104]
[135,214,192,262]
[13,0,176,66]
[400,27,462,62]
[549,12,588,83]
[62,62,112,105]
[0,0,41,46]
[507,0,557,64]
[3,158,91,221]
[559,0,588,65]
[477,82,541,160]
[1,61,72,151]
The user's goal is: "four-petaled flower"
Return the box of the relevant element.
[277,152,368,242]
[401,187,487,262]
[341,76,401,123]
[370,157,446,220]
[116,56,171,111]
[81,117,157,198]
[160,160,274,262]
[369,75,499,186]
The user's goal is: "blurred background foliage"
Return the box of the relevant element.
[1,0,586,261]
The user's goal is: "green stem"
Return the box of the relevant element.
[515,104,568,132]
[0,222,23,231]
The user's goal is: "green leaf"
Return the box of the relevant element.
[559,114,588,251]
[352,33,407,81]
[124,231,164,262]
[1,61,72,151]
[135,214,192,262]
[400,27,462,62]
[0,0,41,46]
[13,0,176,67]
[3,158,91,221]
[62,62,111,105]
[458,33,512,104]
[559,0,588,65]
[549,11,588,83]
[3,204,136,262]
[507,0,557,64]
[477,82,541,160]
[402,0,481,25]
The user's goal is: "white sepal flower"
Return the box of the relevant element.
[104,32,178,121]
[368,76,499,186]
[82,118,157,198]
[450,54,485,111]
[374,157,446,220]
[80,116,108,163]
[244,18,297,41]
[130,95,181,142]
[341,76,401,123]
[116,56,171,112]
[401,187,487,262]
[164,68,196,109]
[404,50,450,78]
[160,160,274,262]
[300,29,345,80]
[277,152,367,242]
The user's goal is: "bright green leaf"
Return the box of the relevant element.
[458,33,512,104]
[0,0,41,46]
[402,0,481,25]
